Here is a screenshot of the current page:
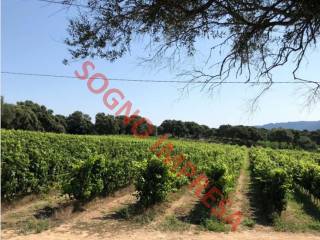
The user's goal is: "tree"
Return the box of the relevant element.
[217,125,233,138]
[12,106,43,131]
[1,98,66,133]
[63,0,320,103]
[296,135,317,150]
[198,125,216,139]
[115,115,128,134]
[310,130,320,145]
[171,120,186,138]
[268,128,294,143]
[202,126,216,139]
[66,111,94,134]
[1,97,16,129]
[159,120,188,138]
[248,127,267,142]
[159,120,174,136]
[185,121,202,139]
[95,113,120,135]
[16,101,66,133]
[114,115,155,136]
[55,114,68,132]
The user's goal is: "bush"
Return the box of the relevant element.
[242,218,255,228]
[267,168,291,214]
[1,138,33,200]
[135,157,173,207]
[102,157,135,195]
[202,218,227,232]
[62,155,107,201]
[250,149,292,217]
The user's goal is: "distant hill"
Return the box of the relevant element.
[258,121,320,131]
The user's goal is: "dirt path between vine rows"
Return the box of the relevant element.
[2,162,320,240]
[3,226,320,240]
[3,188,320,240]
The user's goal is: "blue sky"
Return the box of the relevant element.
[2,0,320,127]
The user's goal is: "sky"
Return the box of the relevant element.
[2,0,320,128]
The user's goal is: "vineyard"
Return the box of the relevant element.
[1,129,320,239]
[250,148,320,217]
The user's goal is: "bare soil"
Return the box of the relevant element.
[3,226,320,240]
[2,170,320,240]
[2,186,320,240]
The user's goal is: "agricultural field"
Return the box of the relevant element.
[4,1,320,240]
[1,129,320,240]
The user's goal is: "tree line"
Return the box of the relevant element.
[1,98,319,151]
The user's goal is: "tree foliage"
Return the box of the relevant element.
[63,0,320,103]
[66,111,94,134]
[95,113,120,135]
[1,98,319,150]
[1,98,65,132]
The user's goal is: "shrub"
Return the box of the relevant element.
[267,168,291,214]
[242,218,256,228]
[250,149,292,217]
[202,218,227,232]
[1,138,32,200]
[62,155,107,201]
[102,157,135,195]
[135,157,172,207]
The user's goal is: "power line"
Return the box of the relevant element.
[32,0,320,86]
[1,71,316,84]
[36,0,90,8]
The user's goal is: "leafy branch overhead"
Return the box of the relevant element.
[63,0,320,102]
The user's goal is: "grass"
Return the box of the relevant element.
[1,193,67,235]
[273,189,320,233]
[105,188,188,225]
[201,218,229,232]
[233,155,256,230]
[241,218,256,229]
[17,219,50,234]
[160,216,190,231]
[2,213,57,235]
[114,203,158,224]
[185,200,230,232]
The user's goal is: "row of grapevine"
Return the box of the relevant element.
[267,149,320,200]
[135,157,188,207]
[136,143,247,207]
[249,147,320,218]
[249,148,292,216]
[295,161,320,199]
[1,129,246,204]
[1,130,152,200]
[195,146,246,196]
